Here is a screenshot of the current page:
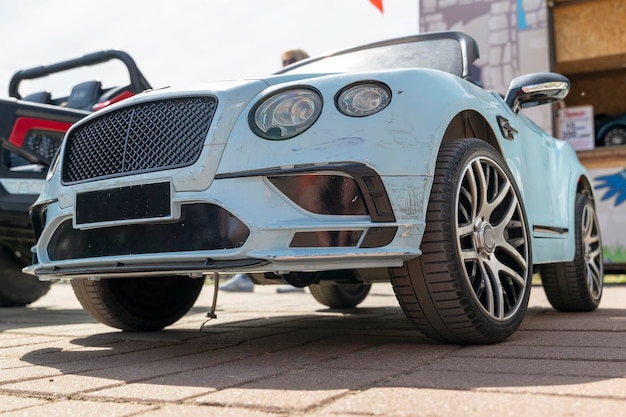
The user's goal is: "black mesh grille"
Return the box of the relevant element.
[62,96,217,183]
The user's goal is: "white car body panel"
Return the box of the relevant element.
[25,32,593,279]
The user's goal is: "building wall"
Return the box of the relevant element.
[420,0,551,131]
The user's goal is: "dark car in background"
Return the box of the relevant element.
[595,113,626,147]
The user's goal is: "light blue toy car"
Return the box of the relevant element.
[25,31,603,344]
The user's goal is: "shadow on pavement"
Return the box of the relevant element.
[11,303,626,396]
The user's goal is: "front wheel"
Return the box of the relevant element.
[391,139,532,344]
[540,194,603,311]
[71,275,205,331]
[0,246,50,306]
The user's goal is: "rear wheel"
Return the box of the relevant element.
[309,282,371,308]
[391,139,532,344]
[540,194,603,311]
[0,246,50,306]
[71,275,205,331]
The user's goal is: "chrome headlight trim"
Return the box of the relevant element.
[335,81,392,117]
[250,87,323,140]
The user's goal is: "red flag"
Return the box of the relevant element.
[370,0,383,13]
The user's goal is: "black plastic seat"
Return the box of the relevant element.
[23,91,52,104]
[66,80,102,111]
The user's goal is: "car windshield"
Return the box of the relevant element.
[279,37,464,77]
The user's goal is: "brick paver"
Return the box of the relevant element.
[1,282,624,416]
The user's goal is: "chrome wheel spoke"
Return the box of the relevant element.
[469,160,486,216]
[457,223,475,238]
[481,259,505,317]
[483,179,511,220]
[581,202,603,299]
[494,207,528,276]
[461,248,480,261]
[587,262,603,298]
[469,260,494,313]
[490,257,526,289]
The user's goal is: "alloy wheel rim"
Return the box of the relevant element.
[581,201,603,300]
[605,128,626,146]
[455,156,529,321]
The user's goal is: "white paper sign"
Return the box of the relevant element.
[558,106,595,150]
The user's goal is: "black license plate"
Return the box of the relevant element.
[75,182,171,225]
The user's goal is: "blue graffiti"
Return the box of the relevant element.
[595,168,626,206]
[517,0,529,30]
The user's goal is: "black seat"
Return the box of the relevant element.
[66,80,102,111]
[23,90,52,104]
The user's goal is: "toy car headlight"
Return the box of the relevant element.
[251,88,322,140]
[336,82,391,117]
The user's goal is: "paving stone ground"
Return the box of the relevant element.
[1,281,625,416]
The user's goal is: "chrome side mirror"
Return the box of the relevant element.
[504,72,569,114]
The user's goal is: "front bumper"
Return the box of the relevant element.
[26,162,426,280]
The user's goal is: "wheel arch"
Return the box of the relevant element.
[441,110,502,154]
[576,174,594,197]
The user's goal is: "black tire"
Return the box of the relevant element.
[601,126,626,146]
[71,275,205,331]
[540,194,603,311]
[0,246,51,307]
[309,283,371,308]
[390,139,532,344]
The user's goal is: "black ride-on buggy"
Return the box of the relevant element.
[0,50,150,306]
